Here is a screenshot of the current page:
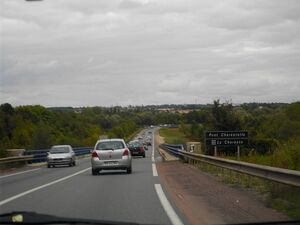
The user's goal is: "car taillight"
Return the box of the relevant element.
[139,147,145,152]
[91,151,99,158]
[123,149,129,156]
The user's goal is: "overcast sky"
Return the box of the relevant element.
[1,0,300,107]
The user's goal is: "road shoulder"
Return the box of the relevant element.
[156,161,289,225]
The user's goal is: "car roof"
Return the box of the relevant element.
[129,142,141,145]
[97,138,124,142]
[51,145,71,148]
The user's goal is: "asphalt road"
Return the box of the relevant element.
[0,129,188,225]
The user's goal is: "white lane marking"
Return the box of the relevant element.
[152,156,155,162]
[152,163,158,176]
[155,184,184,225]
[0,168,41,179]
[0,167,91,206]
[152,131,155,158]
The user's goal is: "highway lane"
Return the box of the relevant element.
[0,158,91,202]
[0,131,188,225]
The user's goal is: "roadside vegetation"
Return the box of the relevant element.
[178,100,300,171]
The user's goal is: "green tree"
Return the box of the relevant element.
[211,100,241,130]
[32,122,53,149]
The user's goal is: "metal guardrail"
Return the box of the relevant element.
[0,147,93,165]
[0,155,33,165]
[160,144,300,188]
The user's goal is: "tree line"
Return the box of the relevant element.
[0,103,179,157]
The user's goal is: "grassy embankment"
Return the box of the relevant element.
[125,127,144,143]
[159,128,191,144]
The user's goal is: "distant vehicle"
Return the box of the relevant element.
[142,141,148,150]
[91,138,132,175]
[47,145,76,168]
[146,136,152,146]
[146,140,152,146]
[137,139,148,150]
[128,141,146,158]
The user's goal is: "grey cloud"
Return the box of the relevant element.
[1,0,299,106]
[199,0,300,30]
[119,0,151,9]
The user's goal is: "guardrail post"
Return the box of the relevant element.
[237,145,240,161]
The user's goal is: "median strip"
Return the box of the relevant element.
[0,167,91,206]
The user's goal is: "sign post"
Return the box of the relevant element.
[237,145,240,160]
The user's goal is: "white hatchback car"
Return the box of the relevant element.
[91,139,132,175]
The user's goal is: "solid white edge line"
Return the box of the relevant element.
[0,167,91,206]
[152,130,155,158]
[0,168,41,179]
[152,163,158,176]
[155,184,184,225]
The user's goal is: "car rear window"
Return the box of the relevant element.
[129,142,140,148]
[50,147,70,154]
[96,141,125,150]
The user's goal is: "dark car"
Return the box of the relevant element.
[146,139,152,146]
[128,142,145,158]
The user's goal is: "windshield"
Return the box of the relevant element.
[1,1,299,225]
[96,141,125,150]
[128,142,140,148]
[50,147,70,154]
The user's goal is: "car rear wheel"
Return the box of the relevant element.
[92,169,98,176]
[143,154,145,158]
[47,164,51,168]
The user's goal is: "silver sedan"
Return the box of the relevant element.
[91,139,132,175]
[47,145,76,168]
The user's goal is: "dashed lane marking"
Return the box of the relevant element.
[152,163,158,176]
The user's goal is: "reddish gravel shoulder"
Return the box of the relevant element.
[157,161,289,225]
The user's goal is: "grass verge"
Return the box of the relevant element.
[125,127,144,143]
[159,128,190,144]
